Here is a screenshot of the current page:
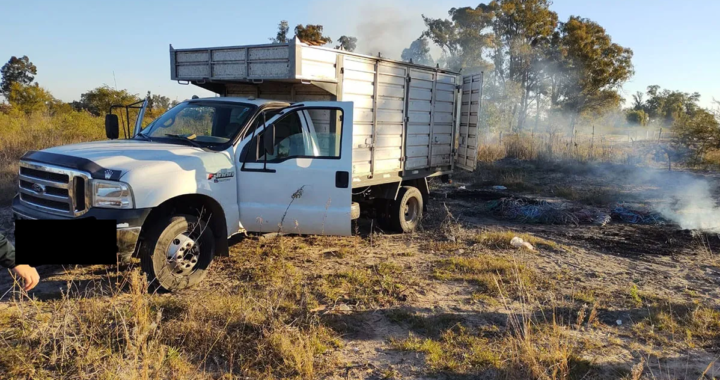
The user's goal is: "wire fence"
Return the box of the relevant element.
[476,127,677,164]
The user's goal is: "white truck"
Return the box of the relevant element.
[11,37,483,291]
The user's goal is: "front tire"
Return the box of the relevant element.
[389,186,423,233]
[140,214,215,291]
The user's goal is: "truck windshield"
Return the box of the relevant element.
[139,101,255,146]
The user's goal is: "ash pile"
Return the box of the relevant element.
[443,189,669,227]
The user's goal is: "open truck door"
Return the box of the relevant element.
[236,102,354,236]
[454,73,484,172]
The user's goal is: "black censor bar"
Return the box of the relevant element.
[14,219,118,266]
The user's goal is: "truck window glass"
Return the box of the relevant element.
[141,101,255,145]
[260,112,305,161]
[245,108,343,163]
[305,109,342,157]
[245,108,282,140]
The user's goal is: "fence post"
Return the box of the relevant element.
[590,125,595,160]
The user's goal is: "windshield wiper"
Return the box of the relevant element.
[164,134,203,148]
[135,132,152,142]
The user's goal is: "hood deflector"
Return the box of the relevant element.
[21,151,124,181]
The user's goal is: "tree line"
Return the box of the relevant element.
[0,55,177,118]
[2,2,717,163]
[272,1,718,163]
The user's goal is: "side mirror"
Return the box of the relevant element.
[263,124,275,156]
[105,114,119,139]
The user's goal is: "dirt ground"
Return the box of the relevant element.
[1,160,720,379]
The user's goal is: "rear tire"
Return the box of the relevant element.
[389,186,423,233]
[140,214,215,291]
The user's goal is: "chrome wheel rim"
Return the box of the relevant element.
[166,233,199,276]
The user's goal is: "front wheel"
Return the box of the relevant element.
[140,214,215,291]
[389,186,424,233]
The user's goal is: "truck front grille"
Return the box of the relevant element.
[18,161,91,217]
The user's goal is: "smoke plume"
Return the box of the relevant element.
[311,0,444,60]
[651,171,720,233]
[592,164,720,233]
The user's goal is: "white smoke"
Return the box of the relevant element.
[651,171,720,233]
[591,164,720,233]
[309,0,445,60]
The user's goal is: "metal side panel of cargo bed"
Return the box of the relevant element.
[170,38,481,186]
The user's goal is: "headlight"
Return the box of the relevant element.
[92,180,134,209]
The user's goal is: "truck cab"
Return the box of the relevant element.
[13,97,356,290]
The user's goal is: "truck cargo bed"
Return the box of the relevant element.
[170,37,482,187]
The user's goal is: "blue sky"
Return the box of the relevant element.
[1,0,718,108]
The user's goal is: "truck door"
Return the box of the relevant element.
[454,73,484,172]
[235,102,353,236]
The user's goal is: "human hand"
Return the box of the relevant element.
[11,265,40,291]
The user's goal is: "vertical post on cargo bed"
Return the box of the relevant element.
[401,71,411,176]
[244,47,250,80]
[369,59,379,179]
[479,71,485,147]
[169,44,177,80]
[335,54,344,101]
[428,71,438,167]
[207,49,213,79]
[452,77,462,171]
[290,36,303,80]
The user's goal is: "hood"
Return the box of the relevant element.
[33,140,232,180]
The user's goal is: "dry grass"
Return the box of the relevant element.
[316,262,411,308]
[630,298,720,349]
[0,108,106,203]
[392,326,501,373]
[704,148,720,168]
[0,247,341,379]
[473,230,560,251]
[432,255,540,298]
[394,259,597,380]
[477,132,634,165]
[0,107,164,204]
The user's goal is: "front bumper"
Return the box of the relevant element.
[11,195,151,258]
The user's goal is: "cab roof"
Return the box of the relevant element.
[186,96,290,107]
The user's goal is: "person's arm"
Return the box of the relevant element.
[0,233,40,291]
[0,233,15,269]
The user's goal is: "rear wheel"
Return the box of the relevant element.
[140,214,215,291]
[389,186,423,233]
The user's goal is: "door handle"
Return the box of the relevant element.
[335,171,349,188]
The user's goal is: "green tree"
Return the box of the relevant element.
[7,82,54,114]
[491,0,558,131]
[149,93,171,111]
[673,109,720,163]
[294,24,332,46]
[73,85,140,116]
[626,109,649,126]
[421,4,495,72]
[548,16,634,127]
[1,56,38,98]
[643,85,701,127]
[401,38,434,66]
[632,91,644,111]
[335,36,357,52]
[423,0,558,131]
[270,20,290,44]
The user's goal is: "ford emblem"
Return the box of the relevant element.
[31,183,45,194]
[105,169,113,179]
